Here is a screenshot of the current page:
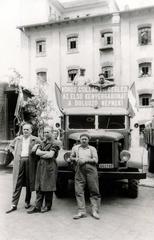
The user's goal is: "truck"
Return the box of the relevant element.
[55,84,146,198]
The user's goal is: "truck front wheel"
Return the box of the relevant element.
[128,179,138,198]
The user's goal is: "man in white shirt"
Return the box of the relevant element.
[6,123,40,213]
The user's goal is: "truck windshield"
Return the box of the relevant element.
[69,115,95,129]
[98,115,125,129]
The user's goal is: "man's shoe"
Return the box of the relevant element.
[25,203,31,209]
[73,212,87,220]
[41,206,51,213]
[92,211,100,220]
[6,206,17,214]
[27,207,41,214]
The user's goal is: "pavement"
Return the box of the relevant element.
[130,145,154,188]
[140,167,154,188]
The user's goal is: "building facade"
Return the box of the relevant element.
[120,6,154,128]
[18,0,154,128]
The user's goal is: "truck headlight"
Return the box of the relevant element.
[120,150,131,163]
[64,152,71,163]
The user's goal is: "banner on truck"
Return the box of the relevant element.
[60,85,128,108]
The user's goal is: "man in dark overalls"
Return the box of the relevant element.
[70,133,100,220]
[28,126,60,213]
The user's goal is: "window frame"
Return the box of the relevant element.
[36,39,46,56]
[67,34,79,53]
[101,64,114,81]
[138,24,151,46]
[101,32,113,46]
[67,68,79,82]
[36,70,47,84]
[139,93,152,107]
[138,62,152,77]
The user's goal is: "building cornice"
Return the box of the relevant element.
[17,12,113,31]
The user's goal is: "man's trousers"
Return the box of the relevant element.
[75,163,100,214]
[12,157,31,206]
[35,190,53,210]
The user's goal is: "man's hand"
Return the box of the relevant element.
[86,157,97,163]
[78,158,86,165]
[70,156,78,163]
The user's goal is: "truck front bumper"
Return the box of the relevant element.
[57,169,146,180]
[98,171,146,180]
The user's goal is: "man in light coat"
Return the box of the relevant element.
[6,123,41,213]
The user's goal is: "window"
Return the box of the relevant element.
[101,32,113,46]
[102,66,113,80]
[138,26,151,45]
[80,69,85,76]
[139,62,152,77]
[36,40,46,56]
[98,115,125,129]
[68,69,78,82]
[36,71,47,84]
[67,35,78,52]
[69,115,95,129]
[139,94,152,106]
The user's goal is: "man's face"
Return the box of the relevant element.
[80,136,89,147]
[44,127,52,139]
[22,124,32,137]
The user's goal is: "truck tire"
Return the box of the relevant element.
[55,176,68,198]
[128,179,138,198]
[0,150,13,167]
[148,146,154,173]
[4,158,13,166]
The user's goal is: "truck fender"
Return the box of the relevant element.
[127,160,143,169]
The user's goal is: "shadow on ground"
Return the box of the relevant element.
[0,165,12,175]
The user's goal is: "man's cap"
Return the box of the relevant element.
[80,133,90,140]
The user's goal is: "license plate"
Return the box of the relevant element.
[99,163,114,169]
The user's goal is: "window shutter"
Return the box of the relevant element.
[42,41,46,53]
[148,28,151,43]
[110,35,113,44]
[138,29,141,44]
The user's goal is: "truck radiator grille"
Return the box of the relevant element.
[90,141,114,169]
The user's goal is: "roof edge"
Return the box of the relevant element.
[17,12,113,30]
